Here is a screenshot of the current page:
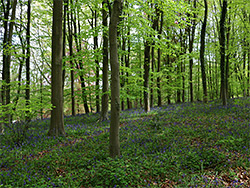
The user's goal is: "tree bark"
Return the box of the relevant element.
[2,0,17,128]
[150,5,159,108]
[67,0,76,116]
[157,11,163,107]
[219,0,227,106]
[48,0,66,137]
[225,14,230,99]
[126,29,132,109]
[109,0,122,158]
[188,0,196,102]
[150,41,155,108]
[121,34,125,111]
[200,0,208,103]
[72,1,89,114]
[2,0,10,107]
[100,0,109,121]
[62,0,67,94]
[94,10,100,113]
[144,40,150,112]
[25,0,31,121]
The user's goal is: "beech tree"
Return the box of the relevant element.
[109,0,122,158]
[200,0,208,103]
[25,0,31,120]
[48,0,66,137]
[1,0,17,128]
[219,0,228,106]
[188,0,197,103]
[100,0,109,121]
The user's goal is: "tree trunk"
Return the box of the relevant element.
[48,0,66,137]
[200,0,208,103]
[176,62,181,103]
[144,40,150,112]
[126,28,132,109]
[109,0,122,158]
[62,0,67,93]
[225,14,230,99]
[94,10,100,113]
[12,21,26,114]
[25,0,31,121]
[248,47,250,96]
[100,0,109,121]
[150,5,159,107]
[2,0,17,122]
[188,0,196,102]
[121,34,125,111]
[150,41,155,108]
[157,12,163,107]
[219,0,227,106]
[2,0,10,108]
[72,2,89,114]
[67,1,76,116]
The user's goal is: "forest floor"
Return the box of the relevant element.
[1,97,250,187]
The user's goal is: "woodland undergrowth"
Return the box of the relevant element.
[0,97,250,187]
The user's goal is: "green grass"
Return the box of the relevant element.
[1,97,250,187]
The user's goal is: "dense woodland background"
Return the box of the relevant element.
[0,0,250,155]
[1,0,250,187]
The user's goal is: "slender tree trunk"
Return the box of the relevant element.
[126,28,132,109]
[200,0,208,103]
[167,54,171,104]
[157,12,163,107]
[138,37,143,108]
[67,2,76,116]
[150,41,155,108]
[189,0,196,102]
[176,63,181,103]
[248,47,250,96]
[48,0,65,137]
[220,0,227,106]
[12,22,26,113]
[62,0,67,92]
[2,0,10,108]
[72,1,89,113]
[0,90,2,134]
[144,40,150,112]
[225,15,230,99]
[189,31,194,102]
[197,50,200,101]
[2,0,17,128]
[121,34,125,111]
[100,0,109,121]
[25,0,31,121]
[40,75,43,120]
[109,0,122,158]
[149,5,160,107]
[182,61,185,102]
[94,10,100,113]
